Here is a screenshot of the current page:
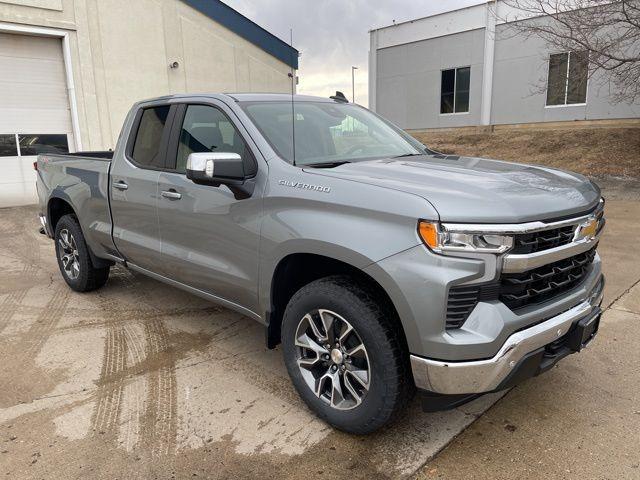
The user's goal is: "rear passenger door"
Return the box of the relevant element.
[155,101,263,314]
[110,104,174,269]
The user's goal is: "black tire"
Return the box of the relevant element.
[54,214,110,292]
[281,275,414,434]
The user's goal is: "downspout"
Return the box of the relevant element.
[61,33,83,152]
[480,0,497,127]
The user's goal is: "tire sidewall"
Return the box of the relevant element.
[54,215,92,291]
[282,280,398,431]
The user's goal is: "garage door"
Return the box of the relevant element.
[0,32,73,207]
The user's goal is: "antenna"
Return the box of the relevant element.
[288,28,296,166]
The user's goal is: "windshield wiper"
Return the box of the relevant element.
[392,153,425,158]
[303,161,352,168]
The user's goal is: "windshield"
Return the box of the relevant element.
[239,101,426,166]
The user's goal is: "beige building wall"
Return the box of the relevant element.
[0,0,294,150]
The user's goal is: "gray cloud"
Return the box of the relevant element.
[224,0,484,106]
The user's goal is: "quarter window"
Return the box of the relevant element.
[175,105,253,174]
[546,51,588,106]
[131,106,171,168]
[440,67,470,114]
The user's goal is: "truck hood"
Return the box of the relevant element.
[306,155,600,223]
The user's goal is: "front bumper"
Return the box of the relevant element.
[411,275,604,396]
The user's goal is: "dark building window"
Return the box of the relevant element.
[440,66,470,114]
[18,134,69,156]
[546,51,588,106]
[0,135,18,157]
[131,106,170,168]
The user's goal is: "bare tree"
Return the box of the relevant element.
[499,0,640,103]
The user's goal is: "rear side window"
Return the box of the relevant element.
[131,106,170,168]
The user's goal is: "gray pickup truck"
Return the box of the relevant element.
[36,93,605,434]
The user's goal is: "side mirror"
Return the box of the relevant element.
[186,152,244,186]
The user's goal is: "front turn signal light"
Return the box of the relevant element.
[418,221,439,249]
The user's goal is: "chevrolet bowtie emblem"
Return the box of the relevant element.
[575,217,598,241]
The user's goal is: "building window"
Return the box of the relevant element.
[440,67,470,114]
[18,134,69,156]
[0,135,18,157]
[546,51,588,106]
[0,134,69,157]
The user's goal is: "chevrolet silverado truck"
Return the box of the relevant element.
[36,93,605,434]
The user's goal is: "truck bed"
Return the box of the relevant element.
[36,151,117,261]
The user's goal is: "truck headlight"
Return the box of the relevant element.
[418,221,513,254]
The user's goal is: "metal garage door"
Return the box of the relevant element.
[0,32,73,207]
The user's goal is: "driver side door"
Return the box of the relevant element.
[156,102,264,315]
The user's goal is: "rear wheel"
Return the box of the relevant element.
[281,275,413,434]
[54,214,110,292]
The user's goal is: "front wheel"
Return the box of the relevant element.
[54,214,110,292]
[281,275,414,434]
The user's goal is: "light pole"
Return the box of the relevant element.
[351,66,358,103]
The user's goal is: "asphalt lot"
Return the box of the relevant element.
[1,190,639,479]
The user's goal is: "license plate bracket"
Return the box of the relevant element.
[567,309,601,352]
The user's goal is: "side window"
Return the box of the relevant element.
[131,106,170,168]
[175,105,255,174]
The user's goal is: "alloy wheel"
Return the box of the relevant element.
[294,309,370,410]
[58,229,80,280]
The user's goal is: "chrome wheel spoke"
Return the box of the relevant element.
[329,370,346,407]
[338,322,353,344]
[346,343,366,358]
[345,368,369,390]
[343,373,364,406]
[317,309,336,342]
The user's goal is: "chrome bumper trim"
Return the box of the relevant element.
[411,280,603,395]
[502,230,602,273]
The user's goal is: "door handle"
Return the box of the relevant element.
[161,189,182,200]
[112,181,128,191]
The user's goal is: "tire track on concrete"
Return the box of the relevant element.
[91,323,128,435]
[140,317,178,457]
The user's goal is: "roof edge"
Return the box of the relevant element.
[369,1,488,33]
[180,0,298,69]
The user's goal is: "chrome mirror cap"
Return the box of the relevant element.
[186,152,241,178]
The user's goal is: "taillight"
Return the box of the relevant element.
[33,161,38,171]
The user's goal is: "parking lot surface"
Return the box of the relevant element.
[1,195,638,479]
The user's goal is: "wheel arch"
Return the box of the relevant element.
[48,195,113,269]
[264,251,408,353]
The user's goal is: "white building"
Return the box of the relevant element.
[369,1,639,131]
[0,0,298,207]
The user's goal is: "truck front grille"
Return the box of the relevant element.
[500,246,597,310]
[510,225,575,254]
[446,247,597,329]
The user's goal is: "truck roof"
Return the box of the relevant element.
[135,93,339,105]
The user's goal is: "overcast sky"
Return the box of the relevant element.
[224,0,485,106]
